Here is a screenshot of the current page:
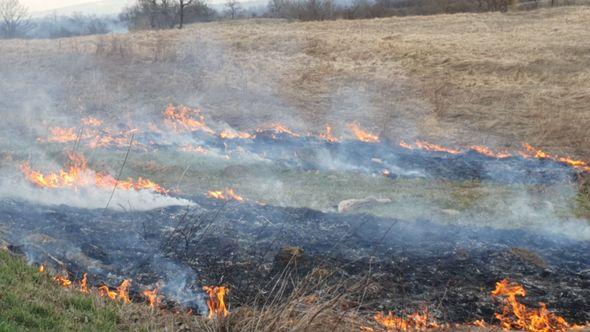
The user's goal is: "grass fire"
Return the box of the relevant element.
[1,1,590,331]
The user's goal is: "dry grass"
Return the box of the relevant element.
[0,249,384,331]
[1,7,590,160]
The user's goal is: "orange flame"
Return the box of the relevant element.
[54,274,72,288]
[112,176,170,194]
[207,188,244,202]
[44,127,78,143]
[40,119,137,150]
[256,123,301,138]
[117,279,132,304]
[347,123,379,143]
[220,129,254,140]
[98,285,118,300]
[470,145,512,159]
[399,140,590,171]
[491,279,573,332]
[414,140,461,155]
[374,308,439,331]
[522,144,590,172]
[203,286,229,319]
[319,125,338,142]
[21,152,169,195]
[399,140,461,154]
[143,288,160,308]
[401,140,513,158]
[39,264,45,273]
[80,273,89,294]
[471,319,487,327]
[86,134,132,149]
[164,105,215,134]
[81,117,103,127]
[399,140,413,150]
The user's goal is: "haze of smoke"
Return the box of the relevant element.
[0,178,194,211]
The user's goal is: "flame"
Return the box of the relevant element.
[470,145,512,159]
[203,286,229,319]
[117,279,132,304]
[347,123,379,143]
[399,140,413,150]
[143,288,160,308]
[21,152,169,195]
[401,140,510,158]
[414,140,461,154]
[220,129,254,140]
[319,125,338,142]
[40,119,137,150]
[374,308,439,331]
[81,117,103,127]
[54,274,72,288]
[86,134,132,149]
[44,127,78,143]
[164,104,215,134]
[491,279,573,331]
[207,188,244,202]
[98,285,118,300]
[257,123,300,137]
[112,177,170,194]
[522,144,590,172]
[39,264,45,273]
[80,273,89,294]
[399,140,461,154]
[399,140,590,171]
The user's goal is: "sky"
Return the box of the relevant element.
[21,0,129,14]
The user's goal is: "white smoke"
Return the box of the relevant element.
[0,178,194,211]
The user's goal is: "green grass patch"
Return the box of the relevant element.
[0,251,147,331]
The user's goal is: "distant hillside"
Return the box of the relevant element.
[31,0,269,17]
[31,0,129,17]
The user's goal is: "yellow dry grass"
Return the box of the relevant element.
[2,6,590,159]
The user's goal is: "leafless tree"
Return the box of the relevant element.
[224,0,242,19]
[267,0,285,16]
[178,0,192,28]
[0,0,33,38]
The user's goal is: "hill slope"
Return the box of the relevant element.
[2,7,590,159]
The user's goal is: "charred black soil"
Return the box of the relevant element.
[2,196,588,325]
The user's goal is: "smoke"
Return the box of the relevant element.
[456,183,590,241]
[1,19,590,319]
[154,258,207,312]
[0,178,194,211]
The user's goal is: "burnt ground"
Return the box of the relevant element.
[1,196,588,324]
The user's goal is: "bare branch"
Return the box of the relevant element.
[0,0,33,38]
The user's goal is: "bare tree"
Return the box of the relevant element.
[267,0,285,16]
[122,0,214,30]
[224,0,242,19]
[178,0,192,28]
[0,0,33,38]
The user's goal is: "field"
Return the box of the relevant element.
[1,5,590,331]
[2,7,590,157]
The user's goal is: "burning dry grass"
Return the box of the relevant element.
[3,248,589,331]
[4,250,583,332]
[2,7,590,159]
[0,250,373,331]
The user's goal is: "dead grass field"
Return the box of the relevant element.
[1,6,589,158]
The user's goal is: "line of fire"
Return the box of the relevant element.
[0,103,587,331]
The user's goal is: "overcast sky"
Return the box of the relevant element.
[21,0,129,13]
